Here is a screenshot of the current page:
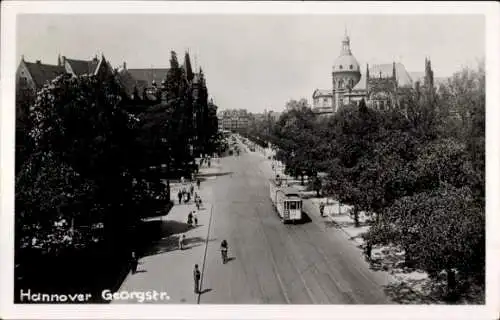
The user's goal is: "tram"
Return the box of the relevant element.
[269,178,303,223]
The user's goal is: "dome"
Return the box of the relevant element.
[333,54,361,73]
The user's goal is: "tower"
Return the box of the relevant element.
[331,29,361,112]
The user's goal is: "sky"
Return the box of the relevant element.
[17,14,485,113]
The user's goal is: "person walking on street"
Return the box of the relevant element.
[319,202,325,217]
[190,184,194,196]
[196,179,201,189]
[130,251,138,274]
[187,212,193,227]
[178,190,183,204]
[193,264,201,293]
[179,234,185,250]
[193,211,198,227]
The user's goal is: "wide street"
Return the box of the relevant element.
[116,139,393,304]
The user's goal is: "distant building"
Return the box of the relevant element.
[218,109,250,132]
[312,30,440,115]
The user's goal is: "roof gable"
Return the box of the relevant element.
[313,89,332,98]
[117,69,150,97]
[65,58,100,76]
[24,61,66,88]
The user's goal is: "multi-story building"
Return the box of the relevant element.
[217,109,250,132]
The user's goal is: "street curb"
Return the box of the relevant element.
[195,159,222,304]
[197,204,213,304]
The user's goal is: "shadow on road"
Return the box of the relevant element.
[138,219,210,257]
[196,171,233,178]
[199,288,213,295]
[133,270,147,274]
[285,211,312,225]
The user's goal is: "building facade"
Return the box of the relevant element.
[312,89,333,115]
[217,109,250,132]
[312,31,436,115]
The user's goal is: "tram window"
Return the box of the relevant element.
[289,202,297,210]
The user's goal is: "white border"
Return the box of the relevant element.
[1,2,499,320]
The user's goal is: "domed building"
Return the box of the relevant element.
[312,31,436,115]
[331,31,361,112]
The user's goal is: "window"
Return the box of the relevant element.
[339,80,344,89]
[350,65,353,70]
[339,65,343,70]
[323,98,328,103]
[289,202,297,210]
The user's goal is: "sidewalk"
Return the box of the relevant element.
[112,163,220,304]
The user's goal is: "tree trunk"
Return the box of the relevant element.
[446,269,457,301]
[404,245,413,267]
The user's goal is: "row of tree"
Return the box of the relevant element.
[15,51,221,284]
[247,64,485,300]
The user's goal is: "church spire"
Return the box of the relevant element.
[341,27,352,55]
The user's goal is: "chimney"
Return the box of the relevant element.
[62,56,66,65]
[21,54,25,62]
[123,61,127,70]
[36,60,41,64]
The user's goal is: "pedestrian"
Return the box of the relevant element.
[193,264,201,293]
[319,202,325,217]
[196,179,201,189]
[179,234,185,250]
[193,211,198,227]
[177,190,182,204]
[131,251,138,274]
[187,212,193,227]
[190,184,194,196]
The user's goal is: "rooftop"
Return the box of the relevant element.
[23,60,66,88]
[65,57,100,76]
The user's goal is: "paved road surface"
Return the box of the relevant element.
[198,149,392,304]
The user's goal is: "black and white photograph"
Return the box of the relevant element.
[1,2,499,320]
